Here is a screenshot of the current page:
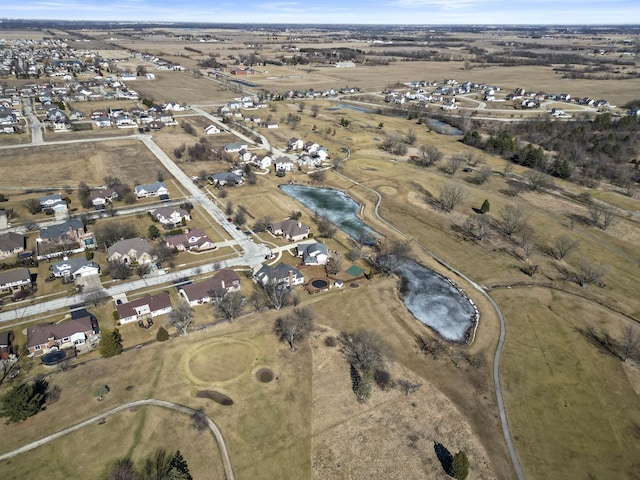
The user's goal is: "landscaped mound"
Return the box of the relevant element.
[196,390,233,406]
[256,368,274,383]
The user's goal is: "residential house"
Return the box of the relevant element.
[238,148,254,163]
[39,193,65,209]
[116,292,172,324]
[178,269,241,305]
[39,218,84,245]
[0,330,13,359]
[224,142,248,153]
[0,232,25,259]
[298,155,322,168]
[94,116,112,128]
[268,219,311,242]
[204,124,221,135]
[254,155,272,169]
[150,206,191,228]
[0,209,8,229]
[210,172,244,187]
[107,238,156,265]
[89,187,118,209]
[296,242,329,266]
[166,228,216,252]
[266,122,279,129]
[274,159,295,172]
[148,120,165,131]
[0,267,32,293]
[304,141,320,155]
[134,181,168,198]
[26,313,100,356]
[255,263,305,287]
[51,258,100,279]
[287,138,304,151]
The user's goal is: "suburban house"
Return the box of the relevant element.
[287,138,304,151]
[254,155,272,169]
[268,219,311,242]
[38,218,84,245]
[51,258,100,279]
[166,228,216,252]
[90,187,118,209]
[107,238,156,265]
[0,330,13,359]
[238,149,254,163]
[0,267,32,293]
[255,263,305,287]
[274,159,295,172]
[296,242,329,266]
[150,206,191,227]
[134,181,168,198]
[39,193,65,209]
[116,292,173,324]
[266,122,279,129]
[26,312,100,356]
[210,172,244,187]
[0,232,25,259]
[178,269,241,305]
[204,124,221,134]
[224,142,248,153]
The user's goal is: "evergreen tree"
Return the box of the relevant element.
[169,450,192,480]
[0,378,48,424]
[156,327,170,342]
[451,450,470,480]
[480,199,490,213]
[99,329,124,357]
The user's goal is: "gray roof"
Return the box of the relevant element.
[0,232,25,252]
[0,267,31,286]
[210,172,243,184]
[255,263,302,284]
[107,238,152,257]
[40,218,83,240]
[39,193,63,205]
[51,258,99,276]
[298,242,328,263]
[134,181,167,195]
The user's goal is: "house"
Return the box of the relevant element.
[26,313,100,356]
[107,238,156,265]
[238,149,254,163]
[204,124,221,135]
[268,219,310,242]
[255,263,305,287]
[134,181,168,198]
[210,172,244,187]
[0,330,13,359]
[254,155,272,169]
[178,269,241,305]
[224,142,248,153]
[288,138,304,151]
[150,206,191,227]
[296,242,329,266]
[275,159,295,172]
[304,141,320,154]
[166,228,216,252]
[90,187,118,208]
[94,116,112,128]
[0,209,8,229]
[0,232,25,259]
[51,258,100,279]
[148,120,165,131]
[266,122,279,129]
[39,218,84,244]
[39,193,65,209]
[116,292,172,324]
[0,268,32,293]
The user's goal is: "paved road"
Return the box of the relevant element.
[0,398,235,480]
[22,97,44,145]
[333,169,526,480]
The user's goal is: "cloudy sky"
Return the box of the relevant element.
[2,0,639,24]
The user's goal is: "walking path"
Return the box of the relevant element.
[0,398,235,480]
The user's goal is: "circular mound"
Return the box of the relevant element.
[197,390,233,406]
[256,368,274,383]
[41,350,67,366]
[311,278,329,289]
[186,341,257,384]
[349,282,360,289]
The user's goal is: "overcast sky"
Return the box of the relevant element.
[2,0,639,25]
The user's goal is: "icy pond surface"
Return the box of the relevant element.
[280,185,477,342]
[279,184,379,245]
[394,258,476,342]
[427,118,463,135]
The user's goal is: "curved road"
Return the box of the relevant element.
[0,398,235,480]
[333,169,526,480]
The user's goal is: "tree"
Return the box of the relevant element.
[274,307,315,351]
[472,167,492,185]
[498,204,527,236]
[436,184,466,213]
[169,450,192,480]
[99,329,123,357]
[225,201,234,216]
[480,199,490,213]
[260,279,295,310]
[151,243,177,263]
[310,104,320,118]
[557,260,607,288]
[338,330,392,373]
[451,450,470,480]
[621,325,640,362]
[415,145,443,167]
[309,170,326,185]
[108,457,139,480]
[156,326,169,342]
[214,291,245,322]
[24,198,41,215]
[404,129,416,145]
[375,239,412,274]
[135,264,151,278]
[147,224,161,240]
[551,235,579,260]
[456,215,490,241]
[95,221,138,248]
[0,377,48,424]
[525,171,551,191]
[233,210,247,227]
[326,256,342,276]
[167,301,194,335]
[315,215,337,239]
[601,205,617,230]
[444,156,465,176]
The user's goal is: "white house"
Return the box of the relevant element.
[150,206,191,227]
[178,269,241,306]
[254,263,305,287]
[116,292,173,324]
[296,242,328,266]
[134,182,168,198]
[204,124,221,135]
[254,155,272,169]
[51,258,100,279]
[275,160,295,172]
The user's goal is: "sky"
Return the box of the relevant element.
[1,0,640,25]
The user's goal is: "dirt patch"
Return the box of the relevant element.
[197,390,234,406]
[256,368,274,383]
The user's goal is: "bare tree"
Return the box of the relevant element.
[309,170,326,185]
[107,457,139,480]
[213,291,245,322]
[346,246,362,262]
[191,408,208,433]
[398,379,422,396]
[325,256,342,276]
[587,203,602,226]
[260,278,295,310]
[436,184,466,213]
[331,155,346,172]
[225,201,234,216]
[551,235,579,260]
[456,215,490,241]
[166,301,194,335]
[415,334,445,359]
[471,167,492,185]
[444,156,465,176]
[621,325,640,362]
[274,307,315,351]
[310,104,320,118]
[338,330,392,373]
[526,171,551,191]
[414,145,443,167]
[404,129,416,145]
[557,260,607,288]
[601,205,617,230]
[498,204,527,236]
[519,224,534,260]
[375,239,412,274]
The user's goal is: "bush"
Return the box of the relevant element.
[94,385,110,398]
[324,336,337,347]
[156,327,170,342]
[374,369,393,390]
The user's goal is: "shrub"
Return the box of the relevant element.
[324,336,337,347]
[374,369,393,390]
[156,327,170,342]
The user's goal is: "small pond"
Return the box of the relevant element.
[392,258,477,342]
[427,118,463,136]
[279,184,379,245]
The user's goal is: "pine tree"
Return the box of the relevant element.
[451,450,469,480]
[156,327,170,342]
[480,199,490,213]
[169,450,192,480]
[0,378,48,424]
[100,329,124,357]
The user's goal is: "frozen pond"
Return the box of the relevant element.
[279,184,379,245]
[393,258,477,342]
[427,118,463,135]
